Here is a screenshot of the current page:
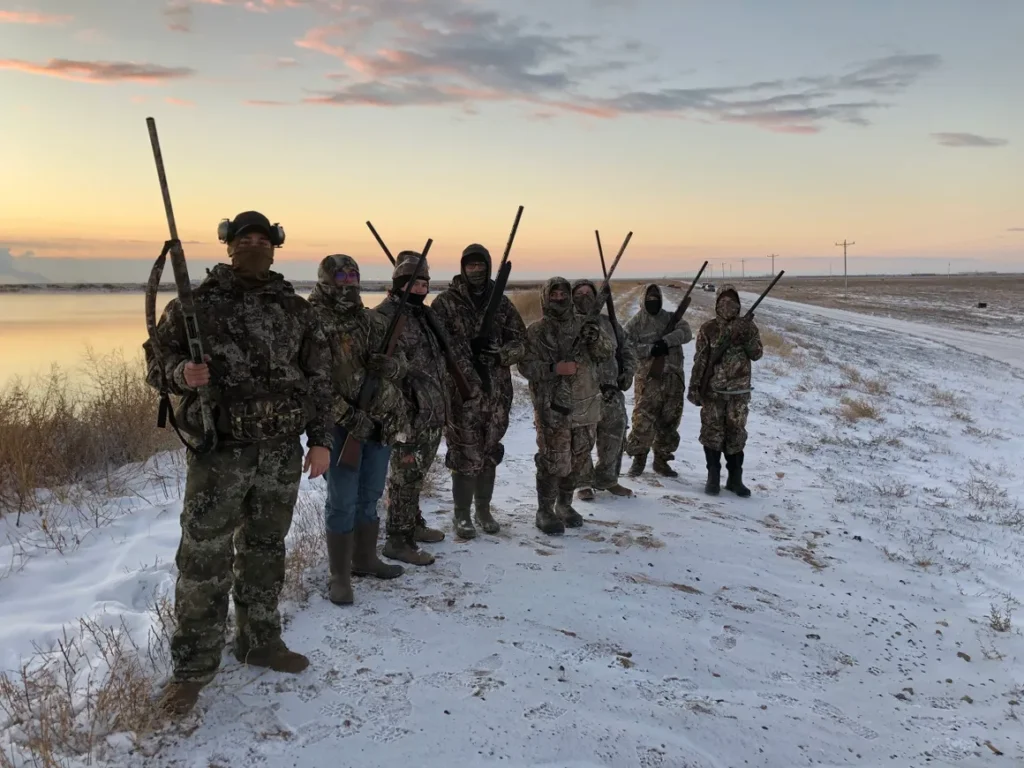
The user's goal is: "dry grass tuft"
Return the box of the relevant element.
[760,328,795,357]
[282,491,327,604]
[509,289,543,325]
[0,599,175,768]
[0,350,178,521]
[839,396,882,422]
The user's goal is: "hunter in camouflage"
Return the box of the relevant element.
[142,211,332,717]
[687,283,763,497]
[308,254,410,606]
[375,251,480,564]
[431,243,526,538]
[519,277,614,534]
[570,279,638,500]
[624,283,693,478]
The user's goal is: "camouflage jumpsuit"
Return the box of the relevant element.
[143,263,331,684]
[374,251,480,564]
[570,279,637,494]
[624,283,693,475]
[688,283,763,495]
[431,245,526,537]
[519,277,614,534]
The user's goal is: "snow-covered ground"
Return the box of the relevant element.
[2,291,1023,767]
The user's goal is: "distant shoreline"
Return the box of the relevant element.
[0,272,1017,294]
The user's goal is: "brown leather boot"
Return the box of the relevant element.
[382,533,435,565]
[576,487,595,501]
[605,483,634,497]
[325,530,354,605]
[413,511,445,543]
[234,638,309,673]
[157,679,206,718]
[351,519,404,579]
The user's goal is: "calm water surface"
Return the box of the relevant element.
[0,291,403,388]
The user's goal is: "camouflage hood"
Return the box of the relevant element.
[308,254,363,315]
[716,283,740,321]
[461,243,491,293]
[643,283,663,315]
[571,278,600,316]
[542,276,573,320]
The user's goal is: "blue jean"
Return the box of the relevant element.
[325,424,391,534]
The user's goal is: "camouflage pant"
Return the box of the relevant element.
[699,395,750,455]
[444,399,509,476]
[626,371,685,461]
[385,425,442,538]
[171,438,302,683]
[535,423,597,479]
[582,390,627,489]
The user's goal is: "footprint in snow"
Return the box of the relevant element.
[811,698,879,740]
[523,702,568,721]
[710,625,740,651]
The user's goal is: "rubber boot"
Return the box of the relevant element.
[652,455,678,478]
[576,487,595,501]
[626,452,647,477]
[556,480,584,528]
[157,679,205,718]
[535,473,564,535]
[325,530,354,605]
[383,532,435,565]
[351,519,404,579]
[473,466,500,534]
[413,511,445,543]
[451,472,477,539]
[725,452,751,497]
[703,447,721,496]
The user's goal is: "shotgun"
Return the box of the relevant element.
[648,260,709,379]
[471,205,524,394]
[697,270,785,399]
[365,221,474,401]
[594,229,626,382]
[144,116,217,455]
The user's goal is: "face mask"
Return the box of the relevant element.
[573,292,595,314]
[336,284,361,308]
[718,296,740,320]
[407,292,426,306]
[464,264,488,291]
[230,244,274,279]
[645,294,661,315]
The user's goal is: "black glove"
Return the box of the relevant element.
[471,337,501,361]
[617,373,632,391]
[650,339,669,357]
[581,320,600,343]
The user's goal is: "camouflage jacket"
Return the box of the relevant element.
[143,264,332,447]
[571,279,637,390]
[518,277,615,428]
[431,274,526,418]
[374,294,480,436]
[625,284,693,381]
[688,283,763,399]
[307,283,410,445]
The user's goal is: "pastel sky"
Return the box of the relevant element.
[1,0,1021,282]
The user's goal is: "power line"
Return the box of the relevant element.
[834,239,855,293]
[767,254,777,275]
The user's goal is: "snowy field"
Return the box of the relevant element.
[2,290,1023,767]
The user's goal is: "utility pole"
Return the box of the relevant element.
[767,254,777,275]
[740,259,746,278]
[721,262,726,278]
[835,239,854,293]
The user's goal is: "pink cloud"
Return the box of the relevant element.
[244,99,291,106]
[165,96,195,106]
[0,10,72,24]
[0,58,195,84]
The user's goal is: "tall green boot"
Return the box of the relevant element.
[556,478,584,528]
[473,465,500,534]
[535,472,564,535]
[451,472,477,539]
